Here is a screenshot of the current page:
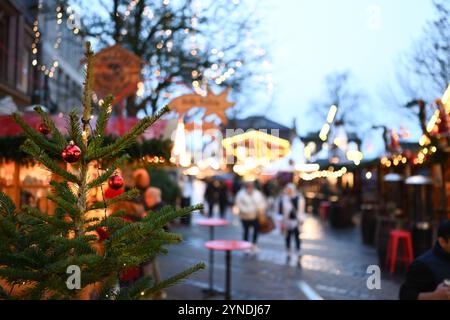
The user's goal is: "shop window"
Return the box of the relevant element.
[0,13,8,83]
[17,48,30,93]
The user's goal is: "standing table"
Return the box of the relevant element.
[196,218,229,296]
[205,240,252,300]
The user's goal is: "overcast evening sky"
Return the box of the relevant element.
[255,0,435,158]
[83,0,437,159]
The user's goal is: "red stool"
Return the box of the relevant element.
[319,201,330,221]
[385,230,414,274]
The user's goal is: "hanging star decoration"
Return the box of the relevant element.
[91,44,144,102]
[169,87,235,126]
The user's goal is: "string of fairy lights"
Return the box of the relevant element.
[31,1,82,79]
[380,85,450,168]
[31,0,63,78]
[31,0,270,103]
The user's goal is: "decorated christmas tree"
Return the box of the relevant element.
[0,42,204,300]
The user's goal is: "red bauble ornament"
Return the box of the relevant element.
[108,174,124,190]
[62,142,81,163]
[38,123,51,135]
[96,227,110,241]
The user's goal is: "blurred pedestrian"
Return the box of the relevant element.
[218,181,229,218]
[142,187,166,299]
[235,181,267,254]
[132,168,151,204]
[144,187,165,211]
[205,179,221,217]
[399,221,450,300]
[280,183,306,261]
[178,175,193,225]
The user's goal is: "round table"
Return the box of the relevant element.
[196,218,229,296]
[205,240,252,300]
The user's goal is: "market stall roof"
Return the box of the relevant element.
[383,173,404,182]
[314,158,377,170]
[222,129,291,162]
[405,175,432,185]
[0,114,176,140]
[301,131,362,145]
[261,136,304,175]
[225,116,294,141]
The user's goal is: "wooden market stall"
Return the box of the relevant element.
[0,113,175,212]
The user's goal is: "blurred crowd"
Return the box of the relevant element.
[202,176,308,262]
[83,167,310,297]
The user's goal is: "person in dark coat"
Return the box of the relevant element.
[399,221,450,300]
[204,179,221,217]
[218,181,229,218]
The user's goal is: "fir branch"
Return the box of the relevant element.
[140,262,206,299]
[117,275,152,300]
[86,154,130,189]
[44,253,102,275]
[82,42,95,126]
[1,249,45,270]
[89,95,114,151]
[97,274,120,300]
[85,216,128,233]
[46,194,82,218]
[22,281,49,300]
[0,215,17,239]
[87,189,140,211]
[0,42,204,299]
[143,204,203,231]
[49,235,97,256]
[34,106,66,147]
[147,230,182,244]
[20,140,80,185]
[83,217,101,224]
[0,285,14,300]
[106,222,143,245]
[87,105,170,161]
[129,231,183,258]
[0,267,41,283]
[21,206,74,230]
[50,181,77,205]
[12,113,61,157]
[68,110,86,154]
[0,192,16,217]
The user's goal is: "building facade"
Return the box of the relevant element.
[0,0,84,114]
[38,0,84,114]
[0,0,36,108]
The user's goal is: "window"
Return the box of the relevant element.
[17,48,30,93]
[0,12,8,83]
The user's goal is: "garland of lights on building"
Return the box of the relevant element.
[32,0,62,78]
[380,85,450,168]
[30,0,270,107]
[31,1,81,79]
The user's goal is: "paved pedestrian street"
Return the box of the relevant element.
[159,215,404,300]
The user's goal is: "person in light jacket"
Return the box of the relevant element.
[235,181,267,253]
[281,183,306,260]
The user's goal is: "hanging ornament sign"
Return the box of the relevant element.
[169,88,235,125]
[92,45,144,101]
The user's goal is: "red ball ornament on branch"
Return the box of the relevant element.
[96,227,110,242]
[62,141,81,163]
[38,123,51,135]
[108,174,124,190]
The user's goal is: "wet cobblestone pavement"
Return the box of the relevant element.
[159,214,404,300]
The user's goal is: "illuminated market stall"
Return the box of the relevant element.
[0,113,175,211]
